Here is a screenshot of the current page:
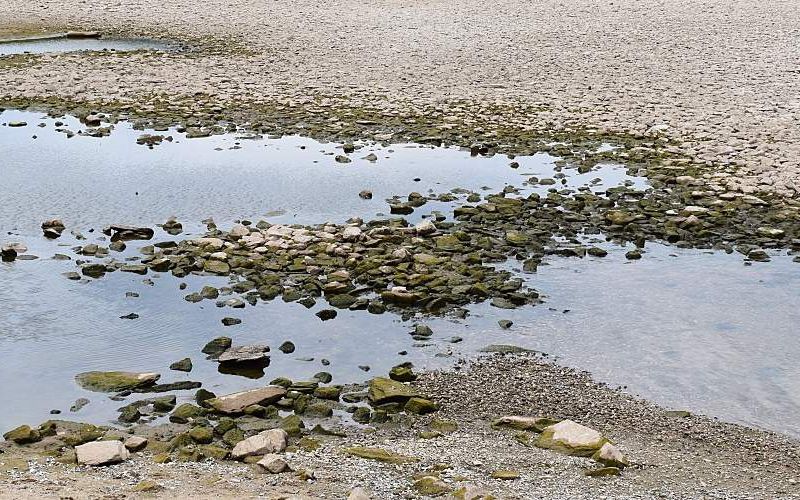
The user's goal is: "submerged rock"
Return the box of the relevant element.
[169,358,193,372]
[75,371,160,392]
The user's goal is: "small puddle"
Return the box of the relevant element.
[1,109,798,439]
[0,35,175,56]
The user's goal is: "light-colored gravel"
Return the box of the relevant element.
[1,0,799,196]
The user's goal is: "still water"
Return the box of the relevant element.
[1,110,798,437]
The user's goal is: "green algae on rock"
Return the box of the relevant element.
[74,371,160,392]
[344,446,418,464]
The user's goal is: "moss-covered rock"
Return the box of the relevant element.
[75,371,160,392]
[367,377,419,405]
[3,425,41,444]
[404,397,438,415]
[344,446,417,464]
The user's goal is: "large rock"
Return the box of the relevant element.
[535,420,608,457]
[76,440,130,466]
[231,429,288,460]
[217,344,270,364]
[207,386,287,414]
[367,377,419,405]
[75,371,160,392]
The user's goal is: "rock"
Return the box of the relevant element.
[413,476,452,496]
[133,480,163,492]
[491,470,520,480]
[451,484,496,500]
[492,416,560,433]
[189,426,214,444]
[368,377,420,405]
[342,226,362,241]
[591,442,629,468]
[204,260,230,274]
[66,31,101,39]
[169,403,206,423]
[81,263,108,278]
[344,447,417,464]
[221,316,240,326]
[625,249,642,260]
[231,429,288,460]
[75,371,160,392]
[535,420,608,457]
[359,190,373,200]
[75,441,130,466]
[103,225,154,241]
[70,398,90,412]
[8,121,27,127]
[169,358,193,372]
[404,397,437,414]
[41,219,65,239]
[1,245,17,262]
[584,467,621,477]
[316,309,337,320]
[335,154,352,164]
[3,425,41,444]
[257,453,290,473]
[279,341,295,353]
[207,386,287,414]
[217,344,270,364]
[123,436,148,451]
[498,319,513,329]
[201,337,232,357]
[314,386,342,400]
[415,219,437,236]
[479,344,534,354]
[389,364,416,382]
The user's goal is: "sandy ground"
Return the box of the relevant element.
[1,354,799,499]
[0,0,799,197]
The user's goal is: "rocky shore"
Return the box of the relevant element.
[2,353,798,499]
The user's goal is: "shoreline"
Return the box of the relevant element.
[2,353,798,499]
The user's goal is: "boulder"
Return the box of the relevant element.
[256,453,290,473]
[367,377,419,405]
[75,371,160,392]
[231,429,288,460]
[75,441,130,466]
[207,386,287,414]
[535,420,608,457]
[202,336,232,357]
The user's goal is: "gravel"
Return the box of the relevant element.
[2,353,799,498]
[0,0,799,197]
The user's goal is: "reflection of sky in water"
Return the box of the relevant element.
[1,111,799,439]
[0,37,173,55]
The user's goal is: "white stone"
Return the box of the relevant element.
[229,224,250,237]
[123,435,148,451]
[535,420,607,457]
[231,429,288,459]
[414,219,437,236]
[76,440,130,466]
[342,226,362,241]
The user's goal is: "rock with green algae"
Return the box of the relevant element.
[430,418,458,433]
[169,403,206,423]
[584,466,621,477]
[404,397,438,415]
[75,371,160,392]
[367,377,419,405]
[413,476,452,496]
[189,426,213,444]
[199,445,230,460]
[3,425,41,444]
[490,470,520,480]
[133,480,163,492]
[344,447,418,464]
[280,414,305,436]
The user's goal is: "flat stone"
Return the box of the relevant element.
[123,436,148,451]
[207,386,287,414]
[75,371,160,392]
[367,377,419,405]
[217,344,270,364]
[492,416,560,433]
[76,441,130,466]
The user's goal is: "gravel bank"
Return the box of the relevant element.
[2,354,798,499]
[1,0,799,196]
